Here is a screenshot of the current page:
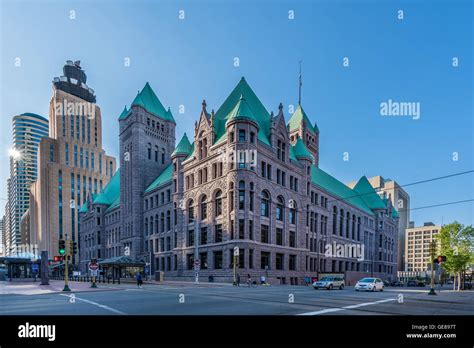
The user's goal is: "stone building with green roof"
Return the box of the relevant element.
[79,77,398,282]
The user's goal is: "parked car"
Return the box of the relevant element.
[383,280,390,287]
[390,281,403,287]
[313,276,345,290]
[355,277,384,292]
[464,282,472,290]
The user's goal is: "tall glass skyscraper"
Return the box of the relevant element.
[5,113,48,255]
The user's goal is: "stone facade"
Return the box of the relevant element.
[79,77,399,283]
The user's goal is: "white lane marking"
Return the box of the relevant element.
[298,298,397,316]
[59,294,126,315]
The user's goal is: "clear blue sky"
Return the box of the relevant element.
[0,0,472,226]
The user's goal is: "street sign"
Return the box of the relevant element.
[89,263,99,271]
[31,264,39,273]
[194,259,201,271]
[233,247,239,256]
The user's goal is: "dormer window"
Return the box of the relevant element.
[198,131,208,159]
[277,139,286,162]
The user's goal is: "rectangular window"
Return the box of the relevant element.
[187,230,194,247]
[248,220,253,240]
[187,254,194,270]
[65,143,69,165]
[250,132,255,143]
[91,152,95,170]
[49,144,54,162]
[261,161,266,178]
[276,228,283,246]
[99,153,102,174]
[62,113,66,137]
[200,227,207,245]
[289,231,296,248]
[276,253,284,270]
[261,225,269,243]
[85,150,89,169]
[214,251,223,269]
[289,255,297,271]
[70,114,74,137]
[215,224,223,243]
[200,252,208,269]
[267,164,272,180]
[248,249,254,269]
[87,118,91,144]
[80,148,83,168]
[239,219,245,239]
[261,251,270,270]
[238,129,246,142]
[281,172,286,186]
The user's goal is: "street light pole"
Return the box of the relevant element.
[428,240,437,295]
[63,234,71,292]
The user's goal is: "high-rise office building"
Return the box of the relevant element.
[29,60,116,262]
[405,222,440,272]
[0,216,5,256]
[5,113,48,255]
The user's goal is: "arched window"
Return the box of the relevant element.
[161,148,165,164]
[289,201,297,225]
[260,191,270,217]
[215,190,222,216]
[276,196,284,221]
[200,195,207,219]
[238,181,245,210]
[346,212,350,238]
[357,217,361,241]
[339,209,344,236]
[155,146,158,162]
[147,143,152,160]
[188,199,194,223]
[352,215,356,239]
[332,206,338,235]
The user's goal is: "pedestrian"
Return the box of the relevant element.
[237,273,241,287]
[136,272,143,288]
[260,275,266,285]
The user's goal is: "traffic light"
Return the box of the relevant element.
[72,241,78,255]
[58,239,66,255]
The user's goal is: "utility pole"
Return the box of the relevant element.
[63,234,71,292]
[428,240,437,295]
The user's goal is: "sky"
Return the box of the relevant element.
[0,0,472,226]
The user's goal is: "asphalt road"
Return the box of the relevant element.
[1,283,473,315]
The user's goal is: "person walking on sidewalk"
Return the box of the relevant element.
[136,272,143,288]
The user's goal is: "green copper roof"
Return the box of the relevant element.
[352,176,387,210]
[93,169,121,206]
[145,164,173,193]
[225,94,259,126]
[288,104,319,134]
[214,77,270,146]
[79,202,88,213]
[311,166,374,215]
[289,144,297,161]
[106,195,120,213]
[293,137,314,161]
[118,106,129,120]
[172,133,193,157]
[127,82,175,123]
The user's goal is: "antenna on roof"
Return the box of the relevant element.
[298,60,303,106]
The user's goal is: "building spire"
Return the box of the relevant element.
[298,60,303,106]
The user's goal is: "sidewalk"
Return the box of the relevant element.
[121,278,232,288]
[0,279,121,296]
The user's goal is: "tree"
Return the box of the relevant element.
[436,222,474,291]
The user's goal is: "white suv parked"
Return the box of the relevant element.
[313,276,345,290]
